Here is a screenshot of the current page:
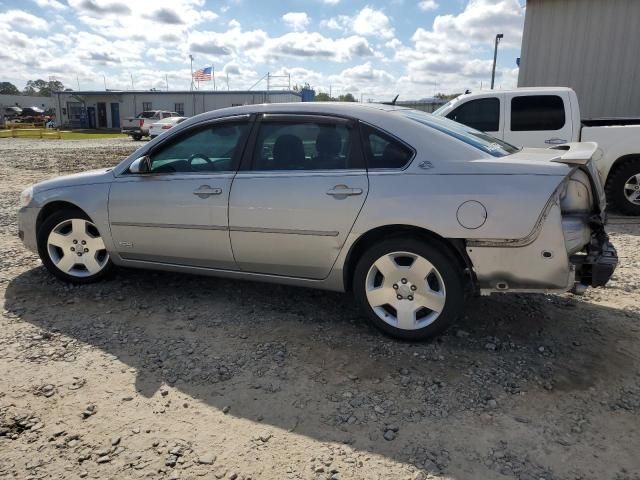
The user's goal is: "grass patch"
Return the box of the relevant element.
[60,131,128,140]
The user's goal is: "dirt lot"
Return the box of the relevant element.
[0,138,639,480]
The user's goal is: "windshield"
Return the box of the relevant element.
[398,109,520,157]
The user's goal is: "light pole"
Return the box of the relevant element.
[490,33,504,90]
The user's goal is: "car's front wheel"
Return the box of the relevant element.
[37,209,113,283]
[353,237,465,340]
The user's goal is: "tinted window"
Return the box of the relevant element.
[360,124,413,169]
[511,95,565,131]
[446,97,500,132]
[399,109,520,157]
[252,120,358,170]
[149,122,248,173]
[137,111,156,119]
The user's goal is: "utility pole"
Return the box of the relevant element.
[491,33,504,90]
[103,75,107,91]
[165,74,169,91]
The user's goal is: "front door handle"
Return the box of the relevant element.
[545,137,568,145]
[193,185,222,198]
[326,185,363,198]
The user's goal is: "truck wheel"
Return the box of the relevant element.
[132,134,142,141]
[353,237,465,341]
[606,158,640,216]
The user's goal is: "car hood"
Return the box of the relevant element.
[34,168,115,192]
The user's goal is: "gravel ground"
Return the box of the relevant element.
[1,137,639,480]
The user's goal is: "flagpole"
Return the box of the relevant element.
[212,65,216,91]
[189,54,194,91]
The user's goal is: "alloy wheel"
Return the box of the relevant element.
[623,173,640,205]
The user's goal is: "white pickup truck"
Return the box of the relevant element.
[121,110,180,141]
[433,87,640,215]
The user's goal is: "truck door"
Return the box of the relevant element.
[445,95,504,139]
[504,92,573,148]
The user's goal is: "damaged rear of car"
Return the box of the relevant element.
[465,142,617,294]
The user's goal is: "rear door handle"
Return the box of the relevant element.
[326,185,363,197]
[545,137,568,145]
[193,185,222,198]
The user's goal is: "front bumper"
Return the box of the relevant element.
[18,206,39,253]
[572,230,618,288]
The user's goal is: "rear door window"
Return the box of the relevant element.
[446,97,500,132]
[251,117,361,171]
[510,95,566,131]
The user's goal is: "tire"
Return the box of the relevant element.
[605,158,640,216]
[132,134,142,141]
[37,209,113,284]
[353,237,465,341]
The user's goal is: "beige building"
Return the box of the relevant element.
[518,0,640,119]
[53,90,302,129]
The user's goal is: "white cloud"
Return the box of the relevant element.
[32,0,68,10]
[322,0,340,4]
[323,6,394,39]
[418,0,438,11]
[0,9,50,31]
[282,12,310,31]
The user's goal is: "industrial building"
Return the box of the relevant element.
[51,90,305,129]
[518,0,640,119]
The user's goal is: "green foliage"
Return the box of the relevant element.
[338,93,356,102]
[23,79,65,96]
[434,92,462,101]
[0,82,20,94]
[315,92,357,102]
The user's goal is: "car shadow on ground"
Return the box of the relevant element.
[4,266,640,477]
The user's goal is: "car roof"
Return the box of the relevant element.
[197,102,411,121]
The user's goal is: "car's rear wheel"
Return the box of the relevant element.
[606,158,640,215]
[37,209,113,284]
[353,237,464,340]
[132,134,142,141]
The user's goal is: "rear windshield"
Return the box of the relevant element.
[398,109,520,157]
[137,111,157,119]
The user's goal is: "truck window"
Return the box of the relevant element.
[511,95,565,131]
[446,98,499,132]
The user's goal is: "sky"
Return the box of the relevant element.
[0,0,526,101]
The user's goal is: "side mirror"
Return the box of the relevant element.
[129,155,151,174]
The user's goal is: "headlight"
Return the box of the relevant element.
[19,186,33,208]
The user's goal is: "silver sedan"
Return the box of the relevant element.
[18,103,617,340]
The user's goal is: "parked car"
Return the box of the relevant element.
[121,110,180,140]
[3,106,22,120]
[17,103,617,340]
[148,116,188,139]
[433,87,640,215]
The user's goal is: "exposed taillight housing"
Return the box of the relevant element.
[139,119,144,127]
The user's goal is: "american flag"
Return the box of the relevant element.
[193,66,213,81]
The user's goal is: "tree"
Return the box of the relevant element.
[338,93,356,102]
[315,92,333,102]
[23,79,65,96]
[434,92,461,101]
[0,82,20,95]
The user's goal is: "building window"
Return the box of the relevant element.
[447,97,500,132]
[174,103,184,116]
[511,95,566,131]
[142,102,153,111]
